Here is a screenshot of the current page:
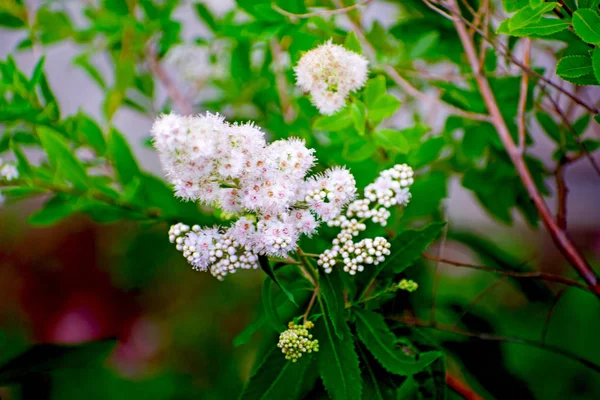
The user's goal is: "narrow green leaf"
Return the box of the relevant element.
[319,269,346,339]
[239,347,311,400]
[355,309,441,376]
[510,18,570,36]
[557,55,594,78]
[194,2,218,32]
[73,54,106,89]
[316,301,362,400]
[258,255,297,306]
[28,195,80,226]
[262,278,285,332]
[38,127,89,189]
[107,128,140,186]
[594,114,600,125]
[0,339,116,385]
[573,9,600,44]
[29,56,46,89]
[11,143,32,179]
[344,31,363,54]
[77,113,106,155]
[508,3,558,30]
[593,47,600,83]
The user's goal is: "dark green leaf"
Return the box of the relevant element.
[233,316,266,347]
[258,255,297,306]
[318,269,346,339]
[11,143,32,179]
[342,139,377,162]
[38,127,89,189]
[262,277,285,332]
[355,309,441,375]
[28,195,80,226]
[593,47,600,83]
[409,137,445,168]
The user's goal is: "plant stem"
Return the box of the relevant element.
[303,287,319,324]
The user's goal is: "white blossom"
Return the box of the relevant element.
[0,160,18,181]
[294,40,369,115]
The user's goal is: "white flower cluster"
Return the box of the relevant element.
[0,158,18,181]
[294,40,368,115]
[153,112,357,278]
[318,164,414,275]
[166,44,211,84]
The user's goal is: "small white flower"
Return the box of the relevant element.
[0,163,19,181]
[294,40,369,115]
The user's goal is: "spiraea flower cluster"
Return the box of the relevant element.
[318,164,415,275]
[294,40,368,115]
[0,158,18,181]
[277,321,319,362]
[153,112,357,279]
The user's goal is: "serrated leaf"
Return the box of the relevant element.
[508,3,558,30]
[355,309,441,376]
[107,128,140,186]
[262,277,285,332]
[316,301,362,400]
[373,129,410,154]
[38,127,89,189]
[573,9,600,44]
[239,347,311,400]
[258,255,297,307]
[557,55,594,78]
[319,269,346,339]
[593,47,600,83]
[344,31,362,54]
[0,339,116,385]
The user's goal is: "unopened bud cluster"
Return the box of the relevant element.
[153,112,357,279]
[0,158,18,181]
[277,321,319,362]
[394,279,419,292]
[318,165,414,275]
[295,40,368,115]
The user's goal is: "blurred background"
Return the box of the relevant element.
[1,0,600,399]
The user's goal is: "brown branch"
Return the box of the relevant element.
[303,287,319,324]
[387,315,600,374]
[446,0,600,298]
[446,372,485,400]
[423,253,591,293]
[517,38,531,153]
[452,277,508,329]
[146,45,194,115]
[555,159,568,230]
[272,0,373,19]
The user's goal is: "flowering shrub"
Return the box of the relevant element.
[1,0,600,399]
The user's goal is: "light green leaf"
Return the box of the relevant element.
[529,0,544,8]
[11,144,33,179]
[344,31,362,54]
[364,76,386,108]
[318,269,346,339]
[373,129,410,154]
[355,309,442,376]
[316,302,362,400]
[368,94,401,124]
[38,126,89,189]
[508,3,558,30]
[107,128,140,186]
[239,347,311,400]
[409,32,440,59]
[351,101,366,136]
[342,139,376,162]
[313,108,353,131]
[573,9,600,44]
[593,47,600,83]
[556,55,594,78]
[510,18,570,36]
[496,19,511,34]
[77,113,106,155]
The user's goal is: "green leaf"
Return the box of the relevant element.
[373,129,410,154]
[344,31,363,54]
[73,54,106,89]
[239,347,311,400]
[29,57,46,89]
[316,302,362,400]
[593,47,600,83]
[107,128,140,186]
[503,0,529,12]
[355,309,441,376]
[11,143,33,179]
[402,172,447,218]
[342,139,377,162]
[510,18,570,37]
[578,0,600,7]
[364,76,386,108]
[595,114,600,125]
[38,127,89,189]
[319,269,346,339]
[262,277,285,332]
[573,9,600,44]
[103,89,123,120]
[508,3,558,30]
[529,0,544,8]
[351,101,366,136]
[195,2,218,32]
[28,195,80,226]
[556,55,594,78]
[77,113,106,155]
[409,137,445,168]
[233,316,266,347]
[313,107,353,131]
[368,94,401,124]
[258,255,297,306]
[409,32,440,59]
[357,345,387,400]
[0,339,116,385]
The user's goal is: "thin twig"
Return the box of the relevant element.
[146,44,194,115]
[423,253,591,293]
[555,158,568,230]
[272,0,373,19]
[446,371,485,400]
[303,287,319,324]
[387,315,600,374]
[541,287,567,344]
[517,38,531,153]
[446,0,600,298]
